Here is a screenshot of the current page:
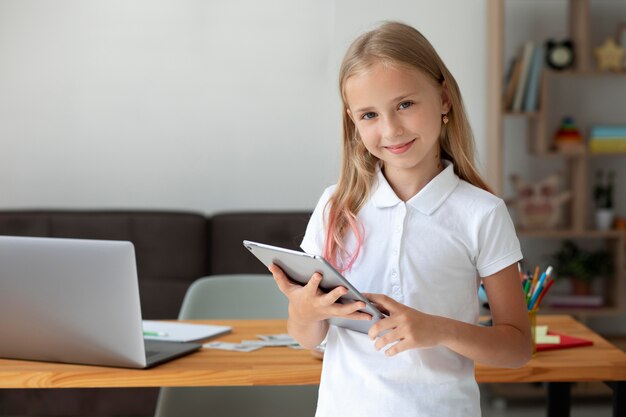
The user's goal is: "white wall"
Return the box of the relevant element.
[0,0,488,213]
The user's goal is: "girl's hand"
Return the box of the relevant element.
[365,293,443,356]
[269,264,372,325]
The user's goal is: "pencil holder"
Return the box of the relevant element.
[528,309,537,357]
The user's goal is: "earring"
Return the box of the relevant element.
[442,114,449,125]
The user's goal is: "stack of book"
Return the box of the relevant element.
[589,125,626,154]
[503,41,544,112]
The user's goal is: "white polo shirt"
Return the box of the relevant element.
[301,161,522,417]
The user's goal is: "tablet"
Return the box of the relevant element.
[243,240,385,334]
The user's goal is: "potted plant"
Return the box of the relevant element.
[551,240,612,295]
[593,169,615,230]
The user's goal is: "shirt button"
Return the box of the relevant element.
[391,271,398,278]
[393,248,398,256]
[395,226,401,233]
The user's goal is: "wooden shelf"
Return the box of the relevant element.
[588,152,626,158]
[488,0,626,321]
[533,150,587,158]
[503,111,540,118]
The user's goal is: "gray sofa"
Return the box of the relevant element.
[0,209,311,417]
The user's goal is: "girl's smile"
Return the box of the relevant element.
[384,138,416,154]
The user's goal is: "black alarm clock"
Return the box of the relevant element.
[545,39,575,70]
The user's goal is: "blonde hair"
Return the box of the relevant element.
[324,21,491,271]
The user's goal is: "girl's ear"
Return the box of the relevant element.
[441,81,452,114]
[346,108,355,123]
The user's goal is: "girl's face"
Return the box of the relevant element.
[345,62,450,178]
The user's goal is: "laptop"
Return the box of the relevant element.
[0,235,201,368]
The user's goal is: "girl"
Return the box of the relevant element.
[269,21,531,416]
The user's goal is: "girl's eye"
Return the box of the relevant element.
[399,101,413,110]
[361,112,377,120]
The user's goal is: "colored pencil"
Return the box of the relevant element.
[532,279,555,311]
[530,266,540,296]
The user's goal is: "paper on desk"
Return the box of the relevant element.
[534,325,560,344]
[536,325,548,337]
[143,320,231,342]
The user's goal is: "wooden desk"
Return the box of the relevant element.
[1,316,624,417]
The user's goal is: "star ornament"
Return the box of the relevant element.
[594,37,625,71]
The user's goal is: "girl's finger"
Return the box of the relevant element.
[330,300,367,317]
[363,293,401,314]
[367,315,397,340]
[382,338,411,357]
[374,328,401,351]
[323,285,348,304]
[367,300,390,316]
[268,264,299,294]
[343,310,373,321]
[304,272,324,295]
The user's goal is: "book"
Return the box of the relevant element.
[589,140,626,153]
[547,294,604,308]
[504,56,522,110]
[523,45,544,112]
[503,55,517,89]
[590,125,626,138]
[536,331,593,352]
[512,41,535,112]
[142,320,232,342]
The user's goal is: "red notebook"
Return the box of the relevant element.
[536,332,593,352]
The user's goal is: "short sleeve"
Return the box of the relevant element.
[300,186,336,256]
[476,200,523,277]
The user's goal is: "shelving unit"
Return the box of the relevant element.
[487,0,626,318]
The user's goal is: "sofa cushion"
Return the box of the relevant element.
[210,212,311,274]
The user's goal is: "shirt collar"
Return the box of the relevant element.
[371,165,403,209]
[371,160,460,215]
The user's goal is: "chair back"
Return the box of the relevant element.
[177,274,288,320]
[155,274,317,417]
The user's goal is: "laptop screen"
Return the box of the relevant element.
[0,236,148,368]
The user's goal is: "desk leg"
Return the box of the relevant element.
[546,382,571,417]
[605,381,625,417]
